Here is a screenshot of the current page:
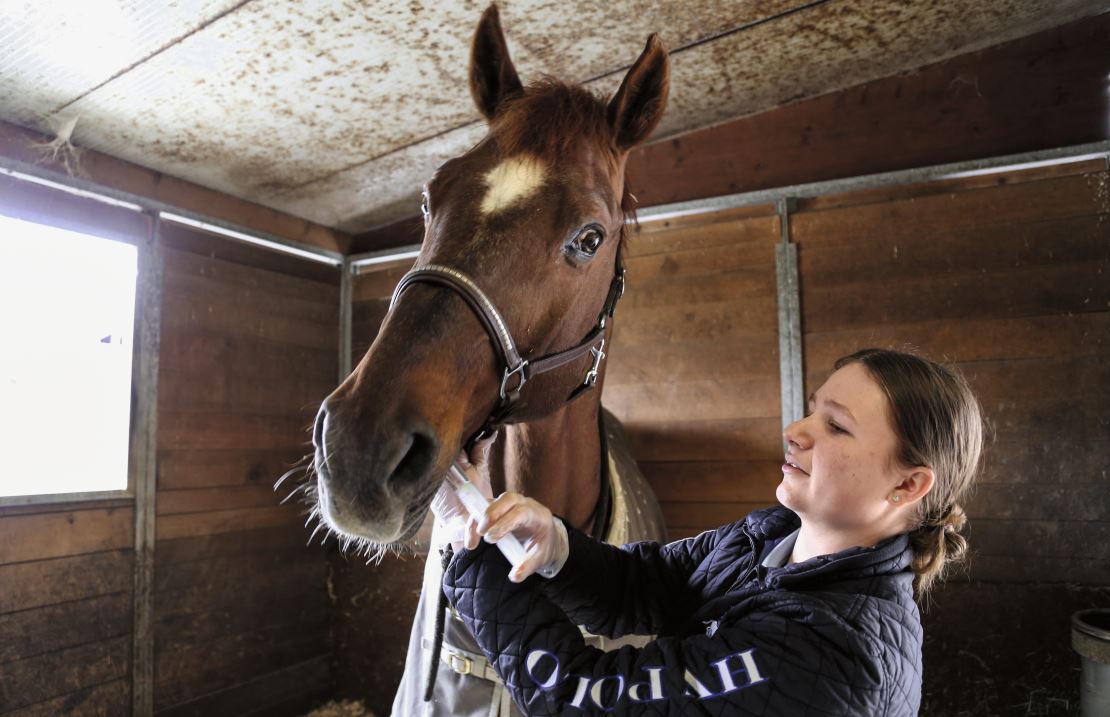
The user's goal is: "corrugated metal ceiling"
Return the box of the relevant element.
[0,0,1106,233]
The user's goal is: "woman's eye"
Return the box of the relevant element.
[828,420,847,435]
[569,225,605,258]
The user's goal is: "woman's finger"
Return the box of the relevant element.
[464,515,481,550]
[485,502,543,543]
[508,552,545,583]
[478,491,525,533]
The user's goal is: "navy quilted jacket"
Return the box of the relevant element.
[442,506,923,716]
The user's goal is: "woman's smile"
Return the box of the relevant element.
[783,455,809,475]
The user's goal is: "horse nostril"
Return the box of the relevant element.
[389,430,437,487]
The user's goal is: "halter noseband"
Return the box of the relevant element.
[389,254,626,445]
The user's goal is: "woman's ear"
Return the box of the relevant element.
[607,34,670,150]
[469,4,523,121]
[893,467,935,507]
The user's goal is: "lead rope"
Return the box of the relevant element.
[423,543,455,702]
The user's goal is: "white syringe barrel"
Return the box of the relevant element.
[447,464,554,578]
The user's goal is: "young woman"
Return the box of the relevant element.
[441,348,984,716]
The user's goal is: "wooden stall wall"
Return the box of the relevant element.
[791,159,1110,713]
[0,503,136,716]
[606,206,783,542]
[152,224,338,717]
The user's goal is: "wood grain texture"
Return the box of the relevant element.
[920,583,1110,714]
[0,508,133,565]
[0,636,130,712]
[0,592,131,663]
[153,624,327,712]
[152,656,329,717]
[149,224,337,715]
[0,550,132,614]
[158,448,312,491]
[0,678,130,717]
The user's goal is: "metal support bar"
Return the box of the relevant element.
[339,257,353,380]
[131,215,162,717]
[638,140,1110,224]
[0,156,344,266]
[775,198,804,432]
[349,243,421,271]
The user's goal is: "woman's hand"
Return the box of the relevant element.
[469,491,569,583]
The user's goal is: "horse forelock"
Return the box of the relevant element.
[490,78,637,245]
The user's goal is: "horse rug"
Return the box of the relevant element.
[390,408,667,717]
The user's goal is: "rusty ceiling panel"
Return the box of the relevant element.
[0,0,1106,234]
[278,0,1108,232]
[12,1,797,212]
[0,0,244,126]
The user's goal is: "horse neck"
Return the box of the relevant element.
[487,392,602,535]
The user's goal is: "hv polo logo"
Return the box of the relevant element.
[524,648,768,710]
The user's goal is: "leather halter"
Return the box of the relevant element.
[389,252,626,445]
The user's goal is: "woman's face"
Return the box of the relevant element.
[777,362,904,536]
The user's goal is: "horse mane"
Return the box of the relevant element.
[491,78,638,235]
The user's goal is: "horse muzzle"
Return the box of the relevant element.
[311,397,443,544]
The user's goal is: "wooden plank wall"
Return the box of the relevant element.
[150,224,339,716]
[606,206,784,541]
[0,502,136,715]
[790,159,1110,714]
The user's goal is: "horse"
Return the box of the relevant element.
[309,5,670,715]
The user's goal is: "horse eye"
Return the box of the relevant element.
[420,192,430,222]
[571,225,604,257]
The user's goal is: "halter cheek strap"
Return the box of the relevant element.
[389,254,626,444]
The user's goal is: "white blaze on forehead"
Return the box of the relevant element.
[479,156,547,216]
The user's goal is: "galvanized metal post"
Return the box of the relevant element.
[132,215,162,717]
[340,257,353,381]
[775,197,804,432]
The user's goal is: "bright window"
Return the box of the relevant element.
[0,215,138,498]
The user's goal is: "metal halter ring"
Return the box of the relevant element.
[500,361,529,401]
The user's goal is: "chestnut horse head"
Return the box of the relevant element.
[311,5,669,551]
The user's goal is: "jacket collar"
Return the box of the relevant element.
[745,506,914,591]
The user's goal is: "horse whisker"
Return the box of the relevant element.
[307,522,327,546]
[279,482,311,505]
[273,463,308,491]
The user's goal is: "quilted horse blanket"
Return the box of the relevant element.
[391,408,667,717]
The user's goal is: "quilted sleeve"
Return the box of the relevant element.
[443,542,891,717]
[538,522,723,638]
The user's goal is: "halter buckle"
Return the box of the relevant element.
[447,653,473,675]
[582,338,606,388]
[500,361,529,401]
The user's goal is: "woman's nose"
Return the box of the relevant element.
[783,417,811,449]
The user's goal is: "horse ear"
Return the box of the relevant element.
[607,34,670,150]
[469,4,523,121]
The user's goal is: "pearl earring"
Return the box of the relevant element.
[891,494,901,503]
